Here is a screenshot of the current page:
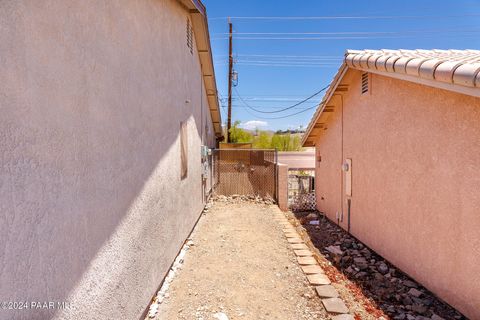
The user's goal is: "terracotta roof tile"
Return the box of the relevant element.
[346,49,480,87]
[302,49,480,147]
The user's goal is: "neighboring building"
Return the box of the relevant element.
[278,151,315,170]
[302,49,480,318]
[0,1,221,319]
[276,151,316,211]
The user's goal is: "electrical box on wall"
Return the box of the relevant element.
[345,158,352,197]
[201,145,211,181]
[202,161,208,180]
[201,145,210,158]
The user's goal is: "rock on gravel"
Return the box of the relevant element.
[213,312,229,320]
[210,193,276,205]
[294,211,467,320]
[154,202,327,320]
[325,245,343,256]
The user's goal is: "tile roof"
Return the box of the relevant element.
[302,49,480,147]
[345,49,480,87]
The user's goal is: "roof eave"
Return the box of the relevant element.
[349,66,480,99]
[301,63,349,147]
[345,49,480,96]
[303,48,480,147]
[178,0,222,137]
[177,0,205,15]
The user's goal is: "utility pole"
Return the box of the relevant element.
[227,18,233,143]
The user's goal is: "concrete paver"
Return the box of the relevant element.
[332,314,355,320]
[294,249,313,257]
[291,243,309,250]
[297,256,317,265]
[301,265,324,274]
[315,285,339,298]
[287,237,303,244]
[307,274,330,285]
[285,232,299,238]
[321,298,349,314]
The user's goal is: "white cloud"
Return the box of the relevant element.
[239,120,268,130]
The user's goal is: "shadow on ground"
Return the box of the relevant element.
[292,210,467,320]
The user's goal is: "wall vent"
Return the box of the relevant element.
[361,72,369,94]
[186,18,193,54]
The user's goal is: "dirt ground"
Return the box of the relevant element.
[154,201,328,320]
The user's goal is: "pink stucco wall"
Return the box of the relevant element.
[0,1,216,319]
[315,70,480,318]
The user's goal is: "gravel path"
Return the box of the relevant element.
[154,201,327,320]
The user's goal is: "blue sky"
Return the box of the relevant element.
[203,0,480,131]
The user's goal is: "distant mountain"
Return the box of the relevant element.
[274,129,306,135]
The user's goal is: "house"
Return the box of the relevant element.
[302,49,480,318]
[0,0,221,319]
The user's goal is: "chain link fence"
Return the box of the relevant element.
[212,149,277,199]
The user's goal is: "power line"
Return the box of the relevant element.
[216,58,342,63]
[227,96,324,101]
[214,29,480,36]
[233,97,323,102]
[236,101,319,120]
[260,105,319,119]
[218,62,339,68]
[241,103,271,119]
[209,14,480,21]
[215,60,339,65]
[213,34,480,41]
[232,88,324,120]
[217,92,229,122]
[234,85,328,114]
[231,104,318,110]
[234,93,326,97]
[217,54,342,59]
[235,60,338,65]
[236,58,341,62]
[233,97,318,120]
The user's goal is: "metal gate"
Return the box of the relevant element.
[212,149,277,199]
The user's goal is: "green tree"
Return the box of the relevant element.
[271,133,290,151]
[291,134,301,151]
[227,126,303,151]
[253,131,271,149]
[269,133,302,151]
[229,121,253,143]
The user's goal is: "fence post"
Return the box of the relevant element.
[275,149,278,202]
[276,163,288,211]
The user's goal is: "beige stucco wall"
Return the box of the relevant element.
[0,1,216,319]
[315,70,480,318]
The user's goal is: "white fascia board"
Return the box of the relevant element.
[301,63,348,147]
